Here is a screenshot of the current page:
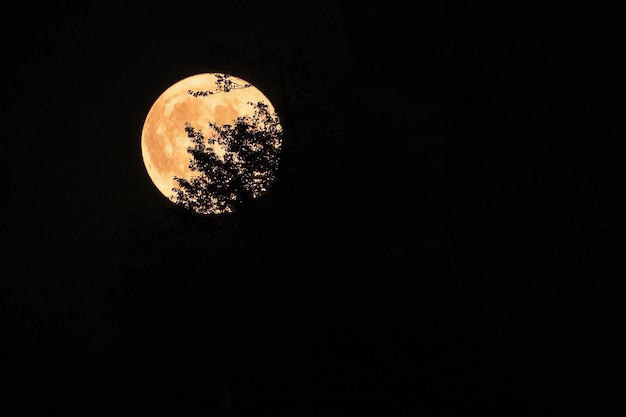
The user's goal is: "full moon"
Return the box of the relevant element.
[141,72,281,214]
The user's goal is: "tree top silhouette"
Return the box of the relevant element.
[172,98,282,215]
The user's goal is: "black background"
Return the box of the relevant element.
[2,1,623,416]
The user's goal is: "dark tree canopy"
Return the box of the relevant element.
[172,100,283,215]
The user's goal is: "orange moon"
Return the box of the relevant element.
[141,72,278,206]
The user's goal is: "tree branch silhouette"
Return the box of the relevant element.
[188,73,252,96]
[172,100,282,215]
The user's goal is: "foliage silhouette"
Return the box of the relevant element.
[172,100,282,215]
[188,73,251,96]
[112,36,471,417]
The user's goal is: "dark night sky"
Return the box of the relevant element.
[2,1,624,416]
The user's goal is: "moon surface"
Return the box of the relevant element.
[141,72,280,210]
